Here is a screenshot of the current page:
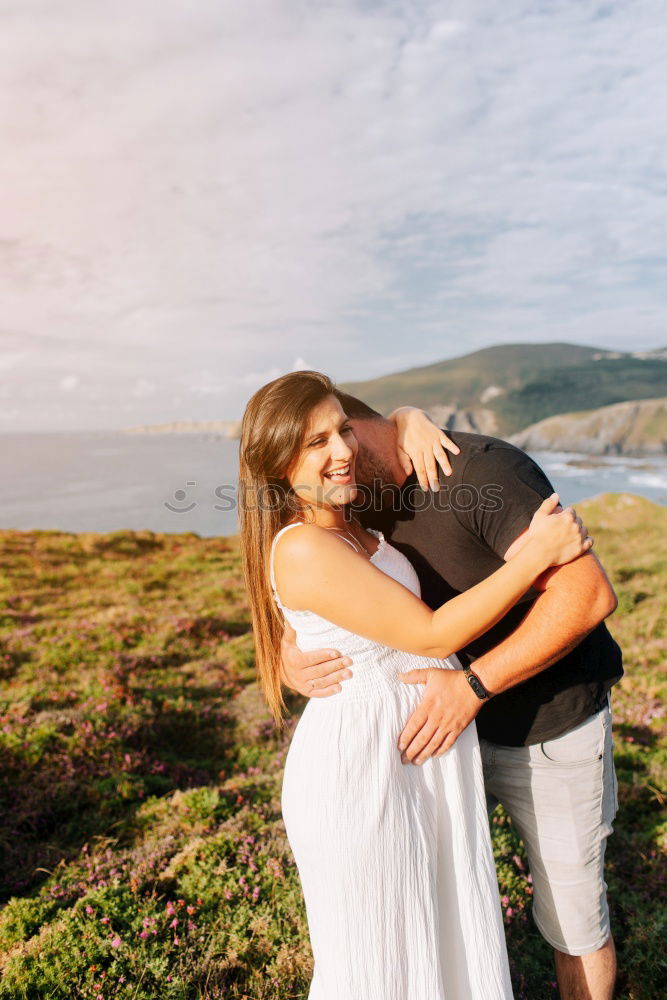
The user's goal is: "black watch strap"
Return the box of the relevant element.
[463,666,491,701]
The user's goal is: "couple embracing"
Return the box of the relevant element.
[239,370,622,1000]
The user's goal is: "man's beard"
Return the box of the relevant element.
[351,442,401,526]
[354,441,395,488]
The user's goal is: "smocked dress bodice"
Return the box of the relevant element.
[269,522,462,702]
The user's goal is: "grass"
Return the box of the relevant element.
[0,494,664,999]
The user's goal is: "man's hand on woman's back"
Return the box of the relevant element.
[280,623,352,697]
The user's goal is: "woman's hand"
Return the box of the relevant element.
[528,493,593,566]
[280,623,352,697]
[388,406,461,491]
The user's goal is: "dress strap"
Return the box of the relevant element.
[269,522,305,599]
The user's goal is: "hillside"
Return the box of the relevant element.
[0,496,665,999]
[510,397,667,456]
[339,343,667,436]
[120,344,666,441]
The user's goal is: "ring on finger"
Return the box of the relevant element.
[310,678,316,690]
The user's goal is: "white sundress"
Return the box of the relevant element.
[270,522,513,1000]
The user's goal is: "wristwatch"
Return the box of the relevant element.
[463,665,491,701]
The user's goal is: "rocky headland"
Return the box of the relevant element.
[509,397,667,457]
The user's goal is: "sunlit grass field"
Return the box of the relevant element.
[0,494,664,999]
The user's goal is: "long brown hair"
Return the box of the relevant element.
[239,370,337,726]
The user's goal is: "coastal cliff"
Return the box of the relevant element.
[509,397,667,456]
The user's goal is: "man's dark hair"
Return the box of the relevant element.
[334,390,385,422]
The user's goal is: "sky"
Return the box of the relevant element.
[1,0,666,431]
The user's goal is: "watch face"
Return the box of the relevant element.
[467,672,488,700]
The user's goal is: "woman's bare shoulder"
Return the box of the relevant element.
[273,522,341,569]
[273,523,357,608]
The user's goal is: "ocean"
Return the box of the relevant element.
[1,430,665,538]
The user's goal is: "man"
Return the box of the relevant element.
[280,392,622,1000]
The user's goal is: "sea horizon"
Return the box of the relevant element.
[1,428,665,539]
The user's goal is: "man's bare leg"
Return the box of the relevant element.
[554,935,616,1000]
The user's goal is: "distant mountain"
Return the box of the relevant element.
[510,397,667,456]
[339,343,667,436]
[125,419,241,438]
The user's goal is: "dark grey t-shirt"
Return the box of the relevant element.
[360,431,623,746]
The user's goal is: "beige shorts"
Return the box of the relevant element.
[480,698,618,956]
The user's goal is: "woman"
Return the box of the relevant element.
[239,371,593,1000]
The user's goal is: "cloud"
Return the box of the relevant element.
[131,378,156,398]
[1,0,666,428]
[0,351,29,372]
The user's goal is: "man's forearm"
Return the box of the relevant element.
[472,588,600,696]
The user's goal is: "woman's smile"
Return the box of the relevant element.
[323,461,354,486]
